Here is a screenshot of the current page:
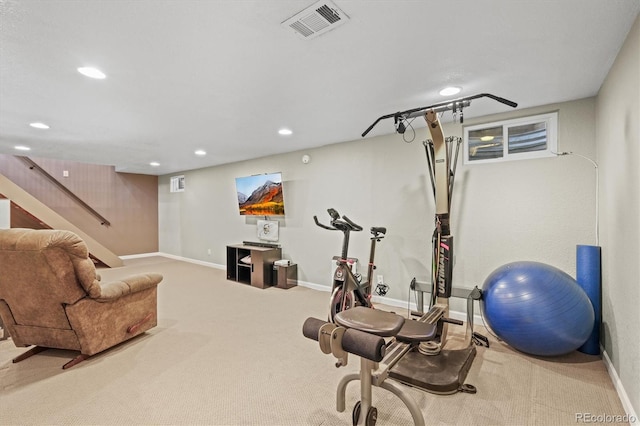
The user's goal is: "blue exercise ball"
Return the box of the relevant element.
[481,261,594,356]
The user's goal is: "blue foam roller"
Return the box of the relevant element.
[576,245,601,355]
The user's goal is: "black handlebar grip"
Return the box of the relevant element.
[342,328,386,362]
[303,317,329,341]
[342,215,363,231]
[314,215,336,230]
[483,93,518,108]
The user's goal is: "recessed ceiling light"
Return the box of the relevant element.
[14,145,31,151]
[480,136,495,142]
[77,67,106,79]
[150,162,160,167]
[278,128,293,136]
[439,86,461,96]
[29,122,50,129]
[194,150,206,156]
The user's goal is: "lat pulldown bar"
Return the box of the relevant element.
[361,93,518,138]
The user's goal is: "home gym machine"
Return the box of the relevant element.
[303,93,517,426]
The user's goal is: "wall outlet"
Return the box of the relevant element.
[207,248,211,256]
[377,275,384,284]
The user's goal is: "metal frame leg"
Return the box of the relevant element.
[380,381,425,426]
[335,360,426,426]
[358,358,374,426]
[336,373,359,412]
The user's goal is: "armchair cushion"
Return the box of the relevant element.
[96,273,163,302]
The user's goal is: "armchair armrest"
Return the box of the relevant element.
[95,273,163,302]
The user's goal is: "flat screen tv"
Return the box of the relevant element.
[235,172,285,216]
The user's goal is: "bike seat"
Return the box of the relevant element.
[370,226,387,236]
[334,307,404,337]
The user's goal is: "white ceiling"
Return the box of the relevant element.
[1,0,638,176]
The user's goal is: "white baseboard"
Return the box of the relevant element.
[602,349,638,425]
[158,253,226,270]
[120,252,225,270]
[120,251,162,260]
[296,280,331,292]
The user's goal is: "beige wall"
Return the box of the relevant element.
[159,97,596,307]
[0,155,159,255]
[596,13,640,417]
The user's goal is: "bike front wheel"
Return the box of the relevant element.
[329,287,354,323]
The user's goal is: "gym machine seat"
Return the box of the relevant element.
[335,306,405,337]
[303,307,437,426]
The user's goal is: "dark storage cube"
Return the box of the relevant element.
[274,264,297,289]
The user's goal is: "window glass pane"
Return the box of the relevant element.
[468,126,503,161]
[508,122,547,154]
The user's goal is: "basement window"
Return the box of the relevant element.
[170,175,185,193]
[463,112,558,164]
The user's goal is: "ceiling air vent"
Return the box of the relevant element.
[281,0,349,40]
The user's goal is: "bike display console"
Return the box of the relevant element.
[226,243,282,289]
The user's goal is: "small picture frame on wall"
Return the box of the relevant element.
[257,219,279,242]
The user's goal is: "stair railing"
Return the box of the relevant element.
[16,156,111,226]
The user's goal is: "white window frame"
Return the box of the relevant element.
[170,175,185,193]
[463,111,558,164]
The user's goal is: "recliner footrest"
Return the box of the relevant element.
[334,307,404,337]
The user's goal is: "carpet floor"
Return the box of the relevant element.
[0,256,627,425]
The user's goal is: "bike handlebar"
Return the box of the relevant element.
[313,215,336,231]
[341,215,363,232]
[313,209,363,232]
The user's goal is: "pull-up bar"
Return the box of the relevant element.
[361,92,518,137]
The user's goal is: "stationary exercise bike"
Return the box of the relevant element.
[314,208,387,323]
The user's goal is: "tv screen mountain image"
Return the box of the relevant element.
[235,172,285,216]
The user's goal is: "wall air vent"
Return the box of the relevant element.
[281,0,349,40]
[170,175,185,193]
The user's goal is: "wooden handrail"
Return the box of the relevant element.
[16,156,111,226]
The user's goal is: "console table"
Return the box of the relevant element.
[226,243,281,289]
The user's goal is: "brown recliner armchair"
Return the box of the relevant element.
[0,228,162,369]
